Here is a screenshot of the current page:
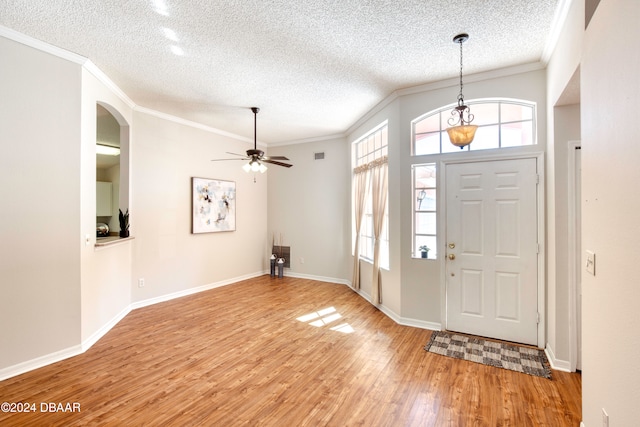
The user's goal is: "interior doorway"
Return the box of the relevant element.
[568,141,582,371]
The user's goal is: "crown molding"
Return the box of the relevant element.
[134,106,257,146]
[2,24,551,148]
[0,24,87,65]
[268,132,347,148]
[0,25,255,145]
[0,25,136,109]
[345,61,545,138]
[541,0,574,64]
[83,60,136,109]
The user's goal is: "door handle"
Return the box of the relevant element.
[448,253,456,260]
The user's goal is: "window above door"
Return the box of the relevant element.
[412,99,536,155]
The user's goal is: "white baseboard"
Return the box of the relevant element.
[0,344,84,382]
[0,271,265,382]
[545,343,572,372]
[131,270,265,310]
[398,316,441,331]
[1,304,133,381]
[283,270,351,286]
[2,272,441,381]
[349,286,441,332]
[82,305,131,352]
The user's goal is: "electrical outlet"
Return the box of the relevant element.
[300,257,305,264]
[586,250,596,275]
[138,278,145,288]
[602,408,609,427]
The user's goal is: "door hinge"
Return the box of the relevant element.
[536,174,540,184]
[536,243,540,254]
[537,312,540,324]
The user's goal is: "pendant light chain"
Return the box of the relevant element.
[457,38,465,106]
[446,33,478,148]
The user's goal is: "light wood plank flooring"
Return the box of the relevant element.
[0,276,581,426]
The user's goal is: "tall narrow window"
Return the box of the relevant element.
[352,123,389,270]
[413,163,437,259]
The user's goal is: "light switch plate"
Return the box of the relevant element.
[586,250,596,275]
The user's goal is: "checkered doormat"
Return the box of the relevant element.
[424,331,552,379]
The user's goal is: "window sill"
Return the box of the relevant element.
[95,236,134,248]
[358,256,389,271]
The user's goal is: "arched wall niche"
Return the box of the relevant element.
[96,101,130,235]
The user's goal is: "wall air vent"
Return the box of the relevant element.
[314,152,325,160]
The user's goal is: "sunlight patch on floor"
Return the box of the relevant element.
[296,307,354,333]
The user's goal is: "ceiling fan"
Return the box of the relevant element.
[211,107,293,172]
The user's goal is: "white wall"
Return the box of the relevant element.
[402,69,546,326]
[0,36,82,370]
[131,111,268,303]
[80,69,134,344]
[550,103,581,366]
[267,137,351,282]
[0,31,270,378]
[581,0,640,424]
[545,0,585,370]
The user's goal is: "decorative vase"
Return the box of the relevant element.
[270,254,276,277]
[119,230,130,238]
[421,251,428,258]
[277,258,285,278]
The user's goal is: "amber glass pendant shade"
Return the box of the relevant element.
[447,124,478,148]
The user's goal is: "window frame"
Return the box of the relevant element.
[411,98,536,156]
[412,163,437,259]
[352,121,389,270]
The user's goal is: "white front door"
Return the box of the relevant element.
[445,158,539,346]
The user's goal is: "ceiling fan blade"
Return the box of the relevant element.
[263,159,293,168]
[263,155,290,161]
[211,158,248,162]
[226,152,248,157]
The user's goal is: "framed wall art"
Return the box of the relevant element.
[192,177,236,233]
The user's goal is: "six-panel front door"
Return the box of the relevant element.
[445,158,538,346]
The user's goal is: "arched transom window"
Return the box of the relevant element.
[412,99,536,155]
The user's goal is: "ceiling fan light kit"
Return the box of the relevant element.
[243,160,268,173]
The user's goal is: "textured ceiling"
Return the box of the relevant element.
[1,0,561,144]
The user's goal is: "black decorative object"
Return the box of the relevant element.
[118,208,130,238]
[272,246,291,268]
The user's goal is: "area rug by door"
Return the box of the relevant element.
[424,331,552,379]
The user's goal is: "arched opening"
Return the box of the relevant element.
[96,102,130,238]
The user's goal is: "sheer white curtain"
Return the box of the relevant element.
[351,165,369,290]
[370,157,388,304]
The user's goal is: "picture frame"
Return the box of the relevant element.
[192,177,236,233]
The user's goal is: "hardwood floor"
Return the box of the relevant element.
[0,276,581,426]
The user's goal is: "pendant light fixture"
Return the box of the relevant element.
[446,33,477,149]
